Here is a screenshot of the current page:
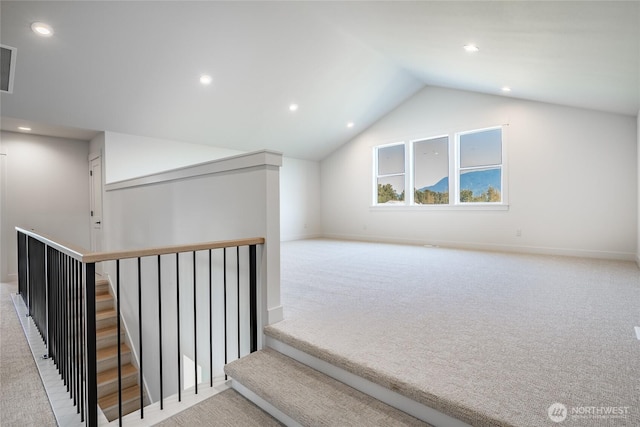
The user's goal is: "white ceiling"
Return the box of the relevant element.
[1,1,639,160]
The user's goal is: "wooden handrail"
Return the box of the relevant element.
[16,227,264,264]
[16,226,87,260]
[83,237,265,263]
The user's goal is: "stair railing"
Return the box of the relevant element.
[16,226,263,427]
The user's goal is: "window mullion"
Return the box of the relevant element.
[453,132,460,205]
[407,142,414,205]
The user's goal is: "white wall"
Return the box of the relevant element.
[0,131,90,280]
[321,86,637,260]
[280,157,322,240]
[104,131,242,183]
[637,110,640,265]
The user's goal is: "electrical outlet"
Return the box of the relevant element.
[516,229,522,237]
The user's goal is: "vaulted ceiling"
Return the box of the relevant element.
[1,1,639,160]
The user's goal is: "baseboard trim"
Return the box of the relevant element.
[322,233,636,261]
[266,336,471,427]
[280,233,323,242]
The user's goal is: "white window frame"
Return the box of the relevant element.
[373,142,407,206]
[455,126,507,205]
[372,125,508,210]
[411,134,450,206]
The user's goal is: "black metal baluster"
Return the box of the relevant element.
[209,250,213,387]
[176,253,181,402]
[67,255,72,393]
[116,259,122,425]
[138,257,144,418]
[79,259,85,422]
[76,260,81,413]
[68,256,72,395]
[157,255,164,410]
[236,246,240,359]
[85,263,98,427]
[51,250,57,366]
[223,248,227,379]
[57,251,62,372]
[77,261,82,411]
[75,259,80,408]
[48,249,53,361]
[17,231,27,304]
[71,257,77,406]
[249,245,257,352]
[53,250,57,363]
[193,251,197,394]
[63,254,68,391]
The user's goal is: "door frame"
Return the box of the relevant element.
[89,152,103,275]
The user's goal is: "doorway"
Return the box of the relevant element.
[89,155,103,274]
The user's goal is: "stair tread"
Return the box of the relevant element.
[98,384,141,409]
[97,363,138,384]
[96,293,113,302]
[96,325,122,339]
[97,343,130,361]
[96,309,116,320]
[225,348,429,427]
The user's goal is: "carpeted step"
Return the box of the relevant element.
[157,388,284,427]
[225,348,431,426]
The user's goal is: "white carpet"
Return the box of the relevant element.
[0,282,57,426]
[267,239,640,426]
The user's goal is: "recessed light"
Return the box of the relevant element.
[199,74,212,85]
[347,122,354,128]
[18,126,32,131]
[31,22,54,37]
[502,86,512,92]
[463,44,479,53]
[289,104,298,112]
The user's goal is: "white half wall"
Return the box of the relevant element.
[0,131,90,280]
[102,150,282,401]
[321,86,638,260]
[280,157,322,241]
[103,131,321,242]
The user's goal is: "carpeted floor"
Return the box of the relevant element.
[0,281,56,426]
[268,239,640,427]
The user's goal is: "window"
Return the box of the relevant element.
[413,136,449,205]
[373,126,506,208]
[375,143,405,204]
[458,128,502,203]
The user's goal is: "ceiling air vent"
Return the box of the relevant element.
[1,45,17,93]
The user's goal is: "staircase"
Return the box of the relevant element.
[95,278,143,421]
[224,347,433,426]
